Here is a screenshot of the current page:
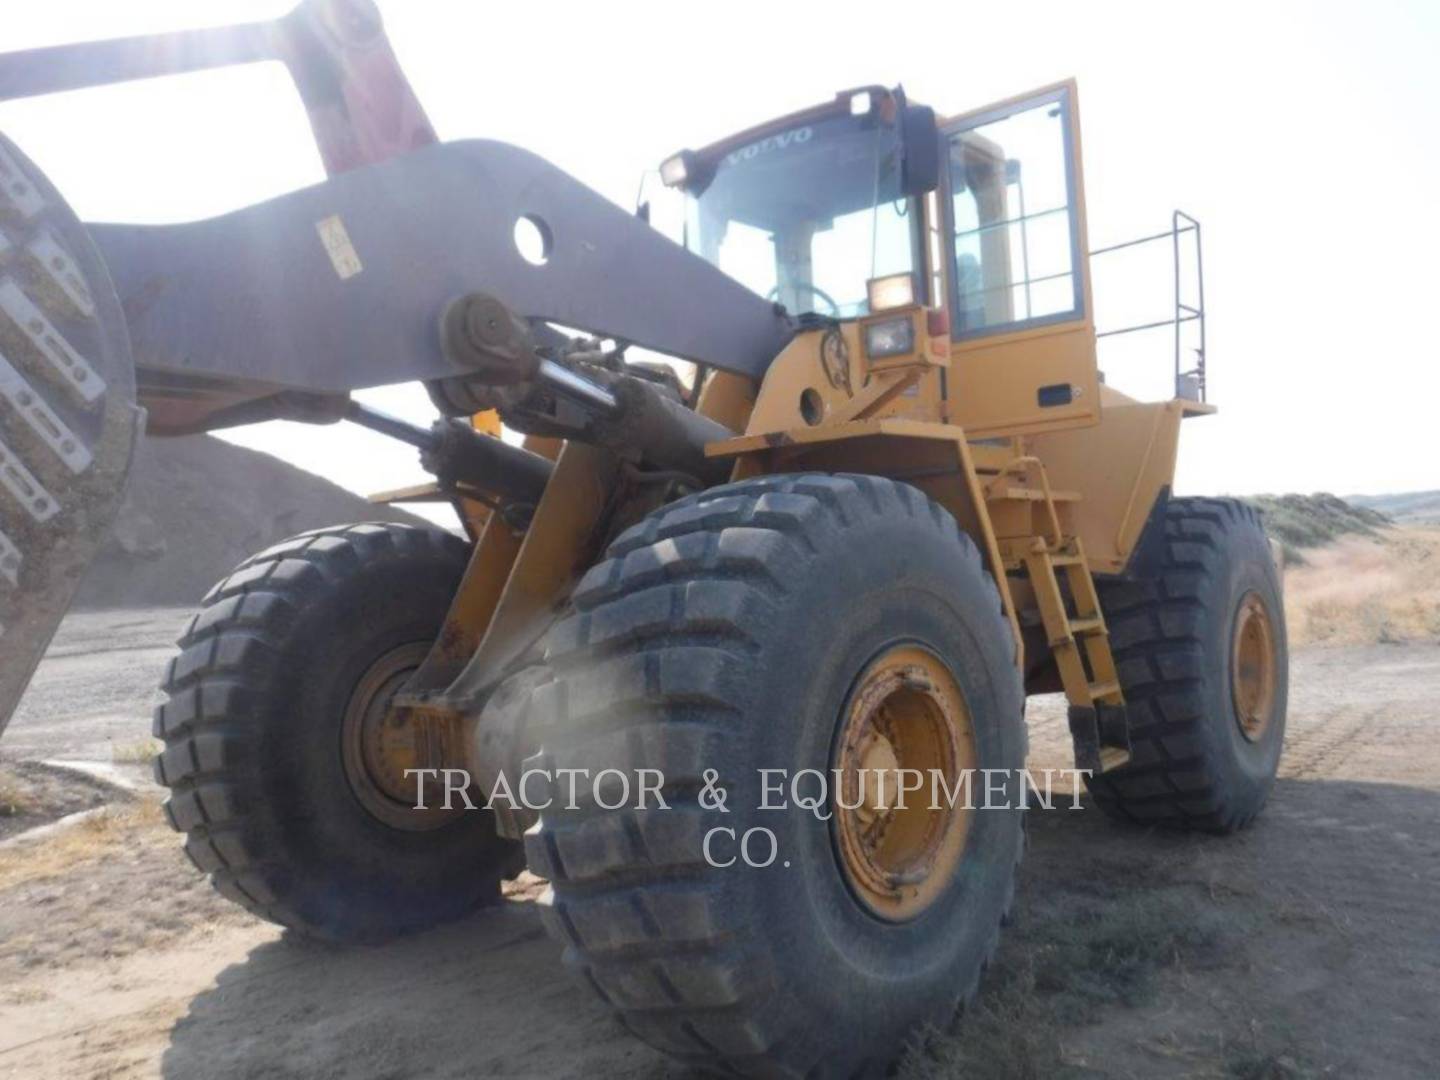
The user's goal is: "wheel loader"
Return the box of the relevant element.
[0,2,1287,1075]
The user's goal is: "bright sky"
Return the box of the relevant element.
[2,0,1437,519]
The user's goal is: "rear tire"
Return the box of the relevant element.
[526,474,1025,1077]
[154,522,519,942]
[1087,497,1288,832]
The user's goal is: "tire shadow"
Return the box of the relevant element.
[161,777,1440,1080]
[159,896,683,1080]
[902,776,1440,1079]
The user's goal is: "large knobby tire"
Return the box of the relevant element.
[525,473,1026,1078]
[153,522,519,942]
[1087,497,1288,832]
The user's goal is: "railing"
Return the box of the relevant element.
[1091,210,1206,402]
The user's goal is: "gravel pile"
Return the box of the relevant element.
[74,435,426,608]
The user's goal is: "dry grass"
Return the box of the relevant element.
[111,738,162,765]
[0,985,52,1006]
[0,773,40,818]
[0,797,164,890]
[1284,526,1440,646]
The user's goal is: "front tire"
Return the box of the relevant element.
[526,474,1025,1077]
[153,522,519,942]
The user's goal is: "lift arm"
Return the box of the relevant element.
[0,0,435,176]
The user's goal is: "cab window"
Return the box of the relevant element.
[947,87,1082,338]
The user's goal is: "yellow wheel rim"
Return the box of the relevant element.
[1231,592,1278,743]
[832,644,977,922]
[340,642,463,831]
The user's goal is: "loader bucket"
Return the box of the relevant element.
[0,134,142,735]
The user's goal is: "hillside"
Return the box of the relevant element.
[1235,491,1438,646]
[1242,491,1390,564]
[1347,489,1440,525]
[73,436,428,609]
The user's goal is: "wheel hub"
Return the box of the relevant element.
[1231,591,1278,742]
[854,730,902,823]
[340,642,466,831]
[833,645,977,922]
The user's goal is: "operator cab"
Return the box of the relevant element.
[660,87,937,322]
[661,82,1128,441]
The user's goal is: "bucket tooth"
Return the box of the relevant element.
[25,230,97,318]
[0,434,58,522]
[0,145,47,219]
[0,277,105,404]
[0,525,20,589]
[0,349,93,473]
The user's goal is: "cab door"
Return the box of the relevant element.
[939,80,1099,437]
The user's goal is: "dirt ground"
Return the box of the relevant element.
[0,761,118,841]
[2,614,1438,1078]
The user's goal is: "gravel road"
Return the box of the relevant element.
[3,608,188,763]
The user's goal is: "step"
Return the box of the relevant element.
[1047,618,1107,648]
[1097,746,1132,772]
[1088,680,1121,701]
[988,485,1081,503]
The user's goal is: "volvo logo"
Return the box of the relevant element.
[725,126,814,167]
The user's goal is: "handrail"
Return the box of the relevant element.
[1089,210,1206,402]
[996,456,1064,550]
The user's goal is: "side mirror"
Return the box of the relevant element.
[900,104,940,196]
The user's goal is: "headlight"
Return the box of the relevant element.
[863,315,915,359]
[866,273,915,312]
[659,152,692,188]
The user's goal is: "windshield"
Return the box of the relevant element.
[683,111,920,318]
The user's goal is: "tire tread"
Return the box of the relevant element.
[1087,497,1275,832]
[528,473,1024,1077]
[154,522,471,936]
